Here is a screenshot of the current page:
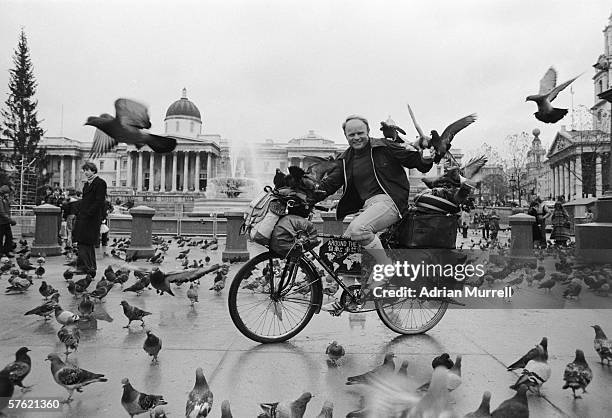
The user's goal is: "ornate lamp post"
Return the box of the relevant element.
[509,176,516,203]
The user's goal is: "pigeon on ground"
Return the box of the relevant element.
[120,300,152,328]
[507,337,548,371]
[25,292,60,320]
[464,391,492,418]
[220,400,233,418]
[54,305,80,325]
[1,347,32,392]
[417,355,462,393]
[562,349,592,399]
[509,345,551,396]
[346,353,395,385]
[259,392,313,418]
[325,341,345,367]
[86,98,177,158]
[46,353,107,403]
[89,283,113,302]
[538,279,555,292]
[490,385,528,418]
[526,67,581,123]
[39,281,57,300]
[149,405,169,417]
[186,367,213,418]
[5,276,32,293]
[591,325,612,365]
[380,117,406,143]
[121,378,167,417]
[123,279,148,296]
[143,331,162,364]
[16,256,35,271]
[57,324,80,357]
[209,271,226,293]
[78,293,95,318]
[187,283,199,306]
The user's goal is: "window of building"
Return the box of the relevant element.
[122,160,127,169]
[112,181,116,186]
[121,180,126,187]
[600,79,604,94]
[190,122,194,133]
[114,160,118,170]
[176,121,180,131]
[100,161,104,170]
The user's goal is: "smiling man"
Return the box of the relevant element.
[316,115,437,314]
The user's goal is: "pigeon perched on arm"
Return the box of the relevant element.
[380,117,406,143]
[121,378,167,417]
[120,300,152,328]
[507,337,548,371]
[185,367,213,418]
[46,353,107,403]
[1,347,32,392]
[591,325,612,365]
[525,67,581,123]
[429,114,477,163]
[562,349,592,399]
[86,98,177,158]
[143,331,162,364]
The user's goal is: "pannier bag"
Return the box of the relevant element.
[397,211,458,249]
[241,187,286,246]
[414,188,459,214]
[270,215,320,256]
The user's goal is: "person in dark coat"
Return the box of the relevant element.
[72,162,107,276]
[0,185,16,257]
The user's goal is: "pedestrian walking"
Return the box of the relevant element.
[527,200,543,247]
[535,197,551,243]
[0,185,16,258]
[481,206,490,239]
[72,162,107,277]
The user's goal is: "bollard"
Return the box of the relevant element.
[31,204,62,256]
[126,205,156,260]
[321,212,344,236]
[509,213,536,262]
[222,211,250,262]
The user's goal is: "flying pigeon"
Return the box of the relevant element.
[591,325,612,365]
[346,353,395,385]
[185,367,213,418]
[406,104,477,163]
[46,353,107,403]
[149,268,175,296]
[526,67,581,123]
[380,116,406,143]
[1,347,32,392]
[562,349,592,399]
[121,378,167,417]
[406,366,456,418]
[507,337,548,371]
[316,401,334,418]
[305,156,339,182]
[86,98,177,158]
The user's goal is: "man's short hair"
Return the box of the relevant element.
[81,162,98,173]
[342,115,370,133]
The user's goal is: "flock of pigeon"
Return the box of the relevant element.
[0,236,239,417]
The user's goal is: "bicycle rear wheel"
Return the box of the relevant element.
[375,296,448,335]
[228,251,319,343]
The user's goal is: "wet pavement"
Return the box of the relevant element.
[1,233,610,418]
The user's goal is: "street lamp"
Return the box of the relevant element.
[509,176,516,203]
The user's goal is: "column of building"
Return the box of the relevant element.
[160,155,166,192]
[195,152,201,192]
[575,156,583,198]
[596,155,603,196]
[183,152,189,191]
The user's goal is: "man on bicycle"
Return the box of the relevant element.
[316,115,437,314]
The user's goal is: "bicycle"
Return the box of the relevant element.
[228,199,459,344]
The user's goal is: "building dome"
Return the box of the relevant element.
[165,88,201,120]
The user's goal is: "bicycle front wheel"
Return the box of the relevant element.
[228,251,319,343]
[375,297,448,335]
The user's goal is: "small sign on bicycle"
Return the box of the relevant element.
[319,238,362,275]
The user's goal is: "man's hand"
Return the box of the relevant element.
[313,189,328,203]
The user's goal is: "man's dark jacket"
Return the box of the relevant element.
[319,137,433,220]
[73,176,107,245]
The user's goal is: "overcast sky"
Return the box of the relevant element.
[1,0,610,157]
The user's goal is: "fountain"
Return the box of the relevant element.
[189,139,270,216]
